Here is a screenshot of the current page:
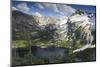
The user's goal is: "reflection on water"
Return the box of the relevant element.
[12,46,96,66]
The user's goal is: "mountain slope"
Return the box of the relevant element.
[12,10,39,40]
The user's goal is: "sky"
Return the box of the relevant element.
[12,1,96,18]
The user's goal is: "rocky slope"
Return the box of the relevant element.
[12,10,40,40]
[12,10,68,40]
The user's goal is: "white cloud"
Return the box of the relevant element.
[35,3,59,12]
[35,3,44,9]
[12,6,18,10]
[57,4,76,15]
[32,12,42,17]
[17,3,30,12]
[43,3,59,13]
[35,3,76,16]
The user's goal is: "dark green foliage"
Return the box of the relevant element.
[72,48,96,62]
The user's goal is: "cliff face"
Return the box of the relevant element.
[67,12,95,46]
[67,12,96,62]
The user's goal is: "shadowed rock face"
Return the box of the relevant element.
[12,10,39,40]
